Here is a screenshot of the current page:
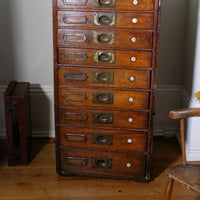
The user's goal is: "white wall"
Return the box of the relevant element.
[0,0,192,138]
[0,0,54,137]
[184,0,200,161]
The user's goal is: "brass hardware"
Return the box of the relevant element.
[93,0,116,8]
[63,15,88,24]
[92,92,113,104]
[94,51,115,64]
[63,34,87,43]
[64,93,87,102]
[64,72,88,81]
[93,71,114,84]
[94,13,116,26]
[62,0,88,6]
[92,133,113,145]
[64,133,87,142]
[64,52,88,61]
[65,112,88,121]
[92,157,112,169]
[65,157,87,166]
[92,112,113,124]
[93,32,115,45]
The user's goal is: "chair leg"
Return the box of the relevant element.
[163,177,174,200]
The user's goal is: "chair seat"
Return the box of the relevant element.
[166,164,200,192]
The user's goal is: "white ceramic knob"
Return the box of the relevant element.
[128,118,133,123]
[133,0,138,5]
[131,57,136,62]
[129,97,134,103]
[131,37,136,42]
[127,139,132,144]
[132,18,137,24]
[127,163,131,167]
[129,76,135,82]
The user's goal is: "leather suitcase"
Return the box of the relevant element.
[4,81,31,165]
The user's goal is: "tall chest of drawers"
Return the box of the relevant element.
[53,0,161,181]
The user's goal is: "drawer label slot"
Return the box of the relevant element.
[63,33,87,43]
[62,0,88,6]
[65,157,88,166]
[64,52,88,61]
[64,133,87,142]
[64,92,87,102]
[63,15,88,24]
[64,72,88,81]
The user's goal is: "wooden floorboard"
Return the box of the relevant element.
[0,137,199,200]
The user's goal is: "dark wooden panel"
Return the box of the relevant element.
[58,29,153,49]
[57,11,154,29]
[59,107,149,129]
[60,148,145,178]
[4,81,31,166]
[58,67,151,89]
[57,0,155,11]
[59,126,147,152]
[58,87,149,109]
[58,48,152,68]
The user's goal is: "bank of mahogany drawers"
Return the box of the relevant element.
[53,0,161,181]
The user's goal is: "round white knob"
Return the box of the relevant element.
[127,163,131,167]
[128,118,133,123]
[133,0,138,5]
[129,76,135,82]
[131,37,136,42]
[129,97,134,103]
[131,57,136,62]
[132,18,137,24]
[127,139,132,144]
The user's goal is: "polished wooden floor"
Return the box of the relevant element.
[0,137,199,200]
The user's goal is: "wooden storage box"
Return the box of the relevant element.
[4,81,31,166]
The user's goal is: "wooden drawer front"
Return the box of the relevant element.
[57,0,155,11]
[59,87,149,110]
[58,48,152,68]
[58,29,153,50]
[59,107,148,129]
[58,67,151,89]
[57,11,154,29]
[60,149,145,178]
[59,127,147,152]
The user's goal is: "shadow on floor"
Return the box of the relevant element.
[151,136,181,181]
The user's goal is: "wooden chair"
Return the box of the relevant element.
[163,108,200,200]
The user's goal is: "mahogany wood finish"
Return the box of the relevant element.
[58,29,153,50]
[53,0,161,181]
[57,0,155,11]
[163,109,200,199]
[58,48,152,68]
